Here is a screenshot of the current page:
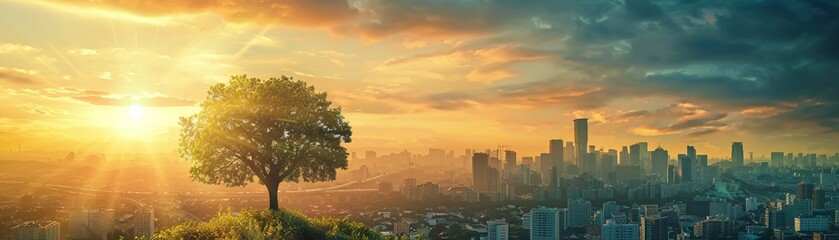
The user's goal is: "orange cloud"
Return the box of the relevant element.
[7,87,195,107]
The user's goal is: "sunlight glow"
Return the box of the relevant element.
[129,104,144,119]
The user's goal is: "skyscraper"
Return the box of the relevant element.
[679,155,693,182]
[651,147,668,180]
[798,183,815,200]
[687,145,696,160]
[487,219,509,240]
[629,143,641,167]
[771,152,784,167]
[549,139,564,174]
[641,216,668,240]
[620,146,629,165]
[565,142,576,168]
[530,207,561,240]
[574,118,588,168]
[472,153,489,191]
[504,150,517,172]
[731,142,744,166]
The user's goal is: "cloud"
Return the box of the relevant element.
[0,67,40,85]
[7,87,195,107]
[0,43,40,54]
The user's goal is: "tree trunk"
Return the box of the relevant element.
[266,179,280,210]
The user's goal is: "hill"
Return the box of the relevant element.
[154,209,400,240]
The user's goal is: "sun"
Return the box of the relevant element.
[129,104,144,119]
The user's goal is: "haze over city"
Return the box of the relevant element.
[1,0,839,240]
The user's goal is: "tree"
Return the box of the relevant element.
[179,75,352,210]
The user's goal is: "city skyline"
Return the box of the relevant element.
[2,0,839,159]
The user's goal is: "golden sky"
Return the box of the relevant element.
[1,0,838,159]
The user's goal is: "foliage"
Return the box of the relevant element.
[154,209,394,240]
[179,75,352,209]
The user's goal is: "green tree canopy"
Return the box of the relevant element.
[179,75,352,210]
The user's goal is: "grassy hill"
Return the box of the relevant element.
[154,209,399,240]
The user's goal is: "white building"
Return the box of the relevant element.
[11,221,60,240]
[794,217,829,232]
[601,220,639,240]
[568,199,592,228]
[69,209,115,240]
[530,207,561,240]
[487,219,509,240]
[133,208,155,238]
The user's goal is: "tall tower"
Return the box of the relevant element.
[472,153,490,191]
[731,142,744,166]
[574,119,588,168]
[549,139,564,174]
[687,146,696,160]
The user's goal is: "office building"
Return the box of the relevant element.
[549,139,564,174]
[641,216,667,240]
[487,219,509,240]
[568,199,592,228]
[679,155,693,182]
[814,188,826,209]
[651,147,668,180]
[11,221,59,240]
[731,142,744,166]
[798,183,815,200]
[771,152,784,167]
[601,220,639,240]
[530,207,561,240]
[504,150,517,172]
[574,119,588,168]
[473,153,489,191]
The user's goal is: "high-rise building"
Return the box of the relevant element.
[583,152,598,176]
[638,142,650,172]
[540,153,552,185]
[568,199,592,228]
[549,139,564,174]
[641,216,668,240]
[602,201,621,222]
[771,152,784,167]
[601,220,639,240]
[472,153,490,191]
[574,119,588,168]
[620,146,629,166]
[393,222,409,236]
[530,207,561,240]
[69,209,114,240]
[487,219,509,240]
[813,188,826,209]
[11,221,59,240]
[565,142,576,168]
[798,183,815,200]
[679,155,693,182]
[794,217,829,233]
[134,208,154,238]
[731,142,744,166]
[687,146,696,161]
[696,154,708,179]
[600,154,616,180]
[765,209,785,230]
[629,143,642,167]
[504,150,517,172]
[651,147,668,180]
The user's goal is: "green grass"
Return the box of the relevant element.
[154,209,396,240]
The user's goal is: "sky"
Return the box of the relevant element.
[0,0,838,159]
